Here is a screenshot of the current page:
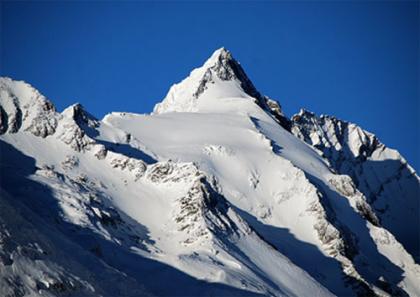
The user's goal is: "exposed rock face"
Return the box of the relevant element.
[175,176,237,244]
[108,151,146,180]
[328,175,380,226]
[56,121,95,152]
[196,48,292,130]
[153,48,262,114]
[262,97,291,131]
[144,161,249,246]
[0,105,8,134]
[291,109,380,165]
[0,160,154,297]
[1,46,419,297]
[55,104,98,152]
[193,48,262,101]
[0,77,58,137]
[153,48,292,131]
[61,155,79,171]
[291,109,420,261]
[64,103,100,131]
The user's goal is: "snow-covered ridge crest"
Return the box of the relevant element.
[0,79,149,180]
[154,49,260,109]
[0,77,58,137]
[153,47,252,114]
[291,109,420,262]
[2,47,420,296]
[56,103,101,153]
[153,48,291,130]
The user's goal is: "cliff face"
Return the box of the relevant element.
[291,109,420,262]
[1,48,419,297]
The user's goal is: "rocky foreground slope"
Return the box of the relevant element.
[0,48,419,297]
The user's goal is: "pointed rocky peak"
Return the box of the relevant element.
[0,77,57,116]
[290,109,316,124]
[264,98,291,131]
[196,47,261,99]
[152,48,293,131]
[199,47,231,70]
[62,103,100,129]
[0,77,57,137]
[291,108,382,161]
[57,103,100,152]
[153,47,266,114]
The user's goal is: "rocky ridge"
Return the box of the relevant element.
[1,47,419,297]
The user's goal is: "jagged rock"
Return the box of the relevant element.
[91,206,122,227]
[61,155,79,171]
[174,175,244,245]
[0,78,57,137]
[292,109,420,260]
[146,161,198,184]
[1,47,419,297]
[263,97,291,131]
[0,105,8,134]
[194,48,262,100]
[0,93,22,134]
[67,103,100,129]
[153,48,291,131]
[56,104,98,152]
[304,180,375,296]
[291,109,380,162]
[56,121,95,152]
[329,175,379,226]
[24,100,57,137]
[92,144,107,160]
[329,175,357,196]
[108,151,147,180]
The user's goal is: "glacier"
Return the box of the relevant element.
[0,48,419,297]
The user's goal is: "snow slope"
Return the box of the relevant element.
[291,109,420,262]
[1,48,419,297]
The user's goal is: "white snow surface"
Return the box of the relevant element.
[1,48,419,297]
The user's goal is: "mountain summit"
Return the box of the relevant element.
[1,49,419,297]
[154,47,291,129]
[154,48,267,114]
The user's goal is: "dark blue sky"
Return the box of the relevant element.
[1,1,419,170]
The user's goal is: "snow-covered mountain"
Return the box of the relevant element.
[0,48,419,297]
